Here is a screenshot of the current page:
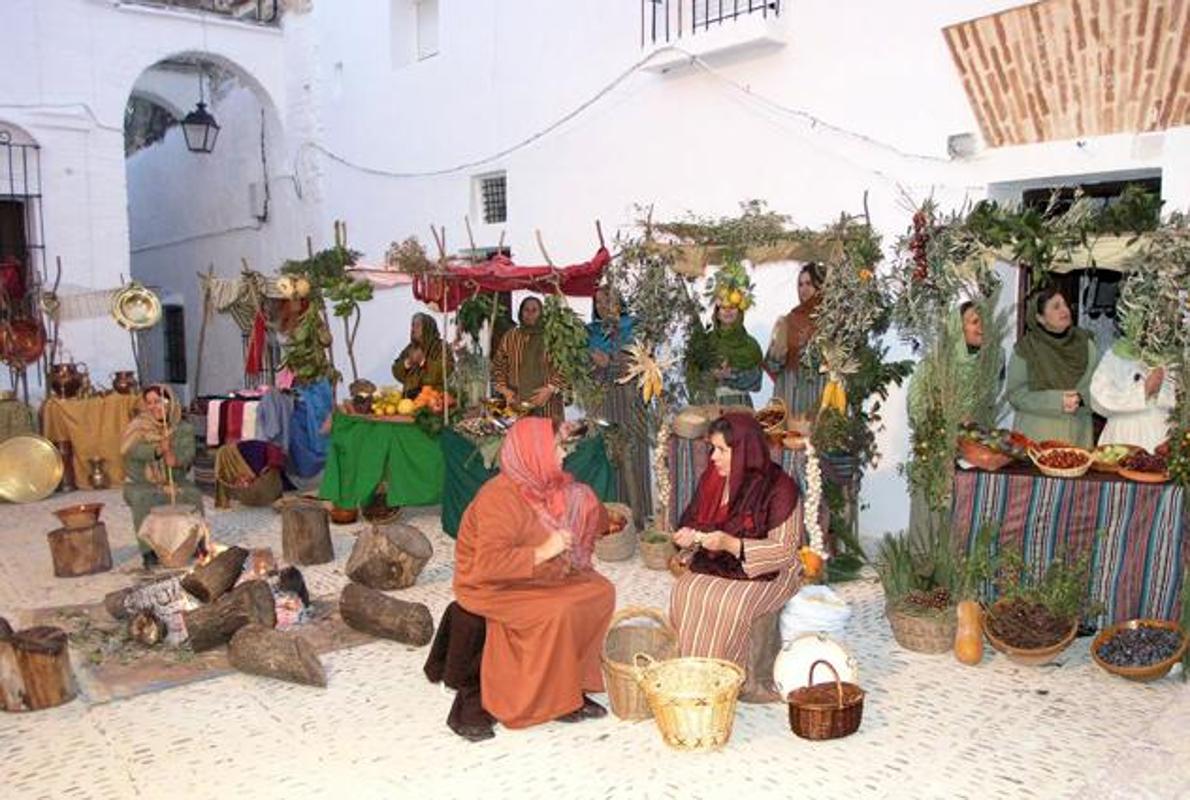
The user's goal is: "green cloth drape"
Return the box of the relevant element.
[439,428,618,538]
[319,413,445,508]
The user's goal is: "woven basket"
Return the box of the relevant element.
[885,604,956,654]
[215,444,283,507]
[755,398,788,438]
[1028,447,1092,479]
[595,503,637,562]
[600,607,678,720]
[633,653,744,752]
[639,535,676,571]
[787,659,865,740]
[984,604,1078,666]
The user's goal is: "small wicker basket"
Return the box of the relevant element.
[600,607,678,720]
[633,653,744,752]
[787,659,865,741]
[1028,447,1092,479]
[885,604,957,654]
[755,398,788,440]
[595,503,636,562]
[639,535,676,571]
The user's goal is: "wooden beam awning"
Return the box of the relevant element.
[943,0,1190,148]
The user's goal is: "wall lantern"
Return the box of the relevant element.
[181,71,220,154]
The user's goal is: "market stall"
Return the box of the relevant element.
[951,465,1186,624]
[319,412,444,509]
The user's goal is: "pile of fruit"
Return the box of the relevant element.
[1092,443,1134,467]
[1096,626,1184,667]
[957,423,1033,460]
[1120,450,1169,474]
[1035,448,1092,470]
[369,385,450,417]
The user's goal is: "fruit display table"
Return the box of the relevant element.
[950,465,1187,624]
[42,394,140,485]
[319,412,444,509]
[439,428,618,539]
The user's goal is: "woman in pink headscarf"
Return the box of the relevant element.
[453,417,615,729]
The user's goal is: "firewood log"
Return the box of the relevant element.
[128,610,166,647]
[11,626,76,711]
[228,624,326,687]
[183,580,276,653]
[279,498,334,565]
[0,618,28,712]
[181,546,249,603]
[338,583,433,646]
[103,587,135,620]
[344,522,432,590]
[46,523,113,578]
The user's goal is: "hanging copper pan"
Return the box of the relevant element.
[0,318,47,365]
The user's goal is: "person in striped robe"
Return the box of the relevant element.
[491,296,566,423]
[765,262,827,418]
[670,413,803,694]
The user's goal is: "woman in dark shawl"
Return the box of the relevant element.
[765,262,827,416]
[669,414,803,677]
[491,296,566,422]
[1005,287,1098,447]
[392,312,451,398]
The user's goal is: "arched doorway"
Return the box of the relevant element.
[124,51,287,404]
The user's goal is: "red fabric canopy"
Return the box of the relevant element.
[412,248,610,312]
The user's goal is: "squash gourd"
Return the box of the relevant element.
[954,600,983,665]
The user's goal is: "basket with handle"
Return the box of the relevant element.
[786,659,865,740]
[600,607,678,720]
[633,653,744,751]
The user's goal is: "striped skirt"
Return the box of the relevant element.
[597,380,652,525]
[773,364,827,419]
[670,568,802,666]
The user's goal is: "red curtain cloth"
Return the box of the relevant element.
[412,248,610,312]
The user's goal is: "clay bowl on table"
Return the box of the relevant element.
[53,502,104,530]
[329,505,359,525]
[1091,618,1188,682]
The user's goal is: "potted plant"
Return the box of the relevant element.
[982,545,1095,666]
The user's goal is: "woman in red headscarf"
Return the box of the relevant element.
[670,413,804,673]
[453,417,615,729]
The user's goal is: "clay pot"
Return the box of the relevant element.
[50,363,86,399]
[111,371,138,395]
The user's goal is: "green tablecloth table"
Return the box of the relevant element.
[439,428,618,538]
[320,413,444,508]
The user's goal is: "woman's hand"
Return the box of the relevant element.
[672,527,698,548]
[534,528,573,564]
[528,385,555,407]
[713,361,733,381]
[1061,391,1081,413]
[160,438,178,468]
[701,531,741,557]
[499,387,517,403]
[1145,367,1165,398]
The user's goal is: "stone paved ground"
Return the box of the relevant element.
[1,489,1187,799]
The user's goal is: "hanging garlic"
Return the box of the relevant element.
[803,440,827,558]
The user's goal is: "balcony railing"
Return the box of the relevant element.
[642,0,781,47]
[118,0,281,25]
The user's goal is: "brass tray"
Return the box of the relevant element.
[111,283,162,331]
[0,435,64,503]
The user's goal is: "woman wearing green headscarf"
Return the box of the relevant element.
[1005,287,1098,447]
[392,312,452,399]
[706,303,763,408]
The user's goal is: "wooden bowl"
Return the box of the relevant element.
[957,439,1012,471]
[983,607,1078,666]
[1117,468,1171,484]
[329,506,359,525]
[53,502,104,530]
[1091,619,1189,682]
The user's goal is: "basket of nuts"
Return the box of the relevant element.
[1028,446,1092,479]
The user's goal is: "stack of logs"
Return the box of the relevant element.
[0,619,76,712]
[338,519,435,647]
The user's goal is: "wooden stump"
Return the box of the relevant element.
[181,546,249,603]
[46,523,112,577]
[345,522,432,590]
[279,498,334,566]
[11,626,76,711]
[228,624,326,687]
[338,583,433,646]
[739,610,783,704]
[0,618,27,712]
[183,580,276,653]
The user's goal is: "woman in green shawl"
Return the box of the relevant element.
[121,384,204,569]
[392,312,452,398]
[706,303,763,408]
[1005,287,1098,447]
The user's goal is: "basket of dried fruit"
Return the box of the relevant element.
[1028,446,1092,479]
[754,399,788,441]
[595,503,636,562]
[1117,450,1171,484]
[1091,618,1188,682]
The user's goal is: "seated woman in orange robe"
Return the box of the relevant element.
[670,413,803,685]
[453,417,615,729]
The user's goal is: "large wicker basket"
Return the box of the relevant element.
[787,659,865,740]
[633,653,744,752]
[215,444,283,507]
[595,503,637,562]
[600,607,678,720]
[885,603,957,654]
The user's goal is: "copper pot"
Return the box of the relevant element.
[0,319,46,366]
[111,371,138,395]
[50,363,86,399]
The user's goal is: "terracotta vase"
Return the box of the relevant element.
[87,458,111,490]
[50,363,84,399]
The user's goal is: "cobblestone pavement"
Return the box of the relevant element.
[1,489,1187,799]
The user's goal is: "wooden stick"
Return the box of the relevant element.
[595,219,606,249]
[497,230,506,253]
[192,264,215,400]
[464,215,477,260]
[306,236,314,259]
[535,229,555,267]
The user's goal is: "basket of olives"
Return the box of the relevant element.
[1091,619,1188,682]
[1028,446,1092,479]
